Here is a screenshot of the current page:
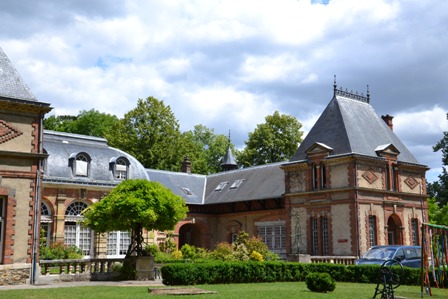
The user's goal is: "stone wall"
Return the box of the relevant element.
[0,264,30,286]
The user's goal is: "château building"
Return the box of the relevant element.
[0,46,428,282]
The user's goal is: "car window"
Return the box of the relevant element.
[406,247,421,259]
[394,249,405,261]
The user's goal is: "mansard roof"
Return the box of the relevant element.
[43,130,149,186]
[290,87,422,165]
[0,47,37,102]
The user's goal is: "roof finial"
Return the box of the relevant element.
[333,75,337,96]
[367,84,370,103]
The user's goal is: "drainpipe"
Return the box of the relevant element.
[31,113,44,284]
[354,159,361,258]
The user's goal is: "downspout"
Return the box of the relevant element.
[31,113,44,284]
[354,159,361,258]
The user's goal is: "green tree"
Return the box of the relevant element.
[105,97,183,170]
[43,109,118,138]
[428,113,448,206]
[180,125,234,174]
[237,111,303,167]
[70,109,118,137]
[44,115,77,132]
[427,197,448,226]
[82,179,188,257]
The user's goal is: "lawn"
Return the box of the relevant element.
[1,282,447,299]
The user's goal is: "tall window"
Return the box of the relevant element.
[411,219,419,246]
[257,221,286,258]
[311,217,319,255]
[107,231,131,257]
[312,163,327,190]
[0,197,5,262]
[321,217,329,255]
[321,163,327,189]
[41,202,53,246]
[114,158,128,180]
[65,202,92,256]
[369,216,377,247]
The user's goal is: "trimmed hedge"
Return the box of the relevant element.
[160,261,421,286]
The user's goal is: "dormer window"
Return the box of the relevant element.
[110,157,129,180]
[230,179,244,189]
[215,181,229,191]
[69,153,91,177]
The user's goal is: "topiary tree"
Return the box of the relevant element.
[82,179,188,257]
[305,272,336,293]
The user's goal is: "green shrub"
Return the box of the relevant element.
[144,243,159,256]
[39,241,83,260]
[305,272,336,293]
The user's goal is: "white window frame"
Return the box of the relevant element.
[115,158,128,180]
[369,215,377,247]
[65,202,92,257]
[41,202,53,247]
[256,221,286,258]
[107,231,131,257]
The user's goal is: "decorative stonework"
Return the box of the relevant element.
[404,176,419,189]
[362,170,378,184]
[0,120,22,144]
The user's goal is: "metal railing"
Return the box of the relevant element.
[310,256,357,265]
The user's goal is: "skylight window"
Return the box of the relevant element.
[230,179,245,189]
[181,187,193,195]
[215,181,229,191]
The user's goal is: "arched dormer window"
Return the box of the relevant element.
[110,157,130,180]
[69,153,91,177]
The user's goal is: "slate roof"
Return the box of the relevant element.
[204,162,285,204]
[43,130,149,186]
[290,90,422,165]
[146,169,206,205]
[221,146,237,168]
[0,46,37,101]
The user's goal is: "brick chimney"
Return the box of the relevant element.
[181,156,191,173]
[381,114,394,131]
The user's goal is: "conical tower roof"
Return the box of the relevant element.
[290,85,421,165]
[221,131,238,171]
[0,47,37,101]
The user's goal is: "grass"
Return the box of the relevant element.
[1,282,447,299]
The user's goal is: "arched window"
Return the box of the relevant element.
[41,202,53,246]
[69,153,91,177]
[110,157,129,180]
[115,158,128,180]
[64,201,92,256]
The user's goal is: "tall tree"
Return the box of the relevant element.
[82,179,188,257]
[106,97,182,171]
[428,113,448,206]
[237,111,303,167]
[180,125,233,174]
[43,109,118,138]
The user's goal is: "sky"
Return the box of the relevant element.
[0,0,447,182]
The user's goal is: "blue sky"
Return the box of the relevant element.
[0,0,447,182]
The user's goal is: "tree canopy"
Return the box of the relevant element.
[105,97,183,171]
[237,111,303,167]
[44,109,118,138]
[427,113,448,207]
[180,125,233,174]
[82,179,188,256]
